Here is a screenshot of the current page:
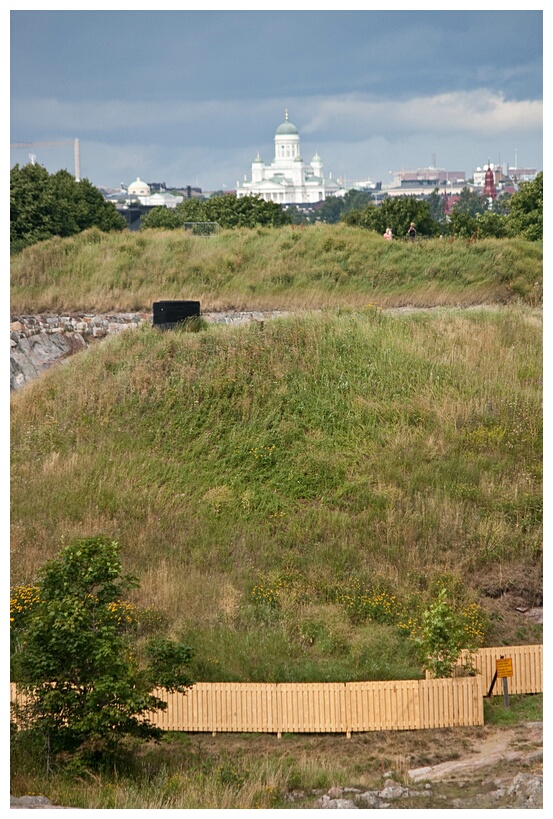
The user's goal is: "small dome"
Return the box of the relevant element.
[128,177,150,195]
[276,109,298,135]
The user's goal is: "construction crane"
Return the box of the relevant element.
[10,138,81,181]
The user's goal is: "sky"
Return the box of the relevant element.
[9,6,544,192]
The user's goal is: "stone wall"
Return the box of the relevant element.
[10,313,148,391]
[9,310,291,391]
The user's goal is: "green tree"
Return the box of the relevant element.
[10,164,127,254]
[491,190,512,215]
[446,209,508,240]
[141,193,291,231]
[475,211,508,238]
[413,589,482,678]
[447,210,479,239]
[285,205,310,225]
[204,194,291,228]
[139,205,183,230]
[505,172,543,241]
[342,189,375,214]
[343,195,437,237]
[313,190,375,225]
[454,186,488,217]
[313,195,345,224]
[426,189,447,225]
[11,537,193,764]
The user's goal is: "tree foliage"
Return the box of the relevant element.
[412,589,482,678]
[141,193,291,231]
[425,189,447,225]
[505,172,543,241]
[10,163,127,254]
[311,190,375,224]
[10,537,193,763]
[342,195,437,237]
[452,186,489,217]
[137,205,182,230]
[447,210,508,239]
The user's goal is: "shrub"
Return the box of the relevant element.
[10,537,193,767]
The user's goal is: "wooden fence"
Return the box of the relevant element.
[146,677,484,736]
[452,644,543,696]
[10,645,541,737]
[479,644,542,694]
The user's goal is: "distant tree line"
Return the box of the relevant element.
[140,193,291,230]
[10,162,542,254]
[10,163,127,254]
[339,173,542,242]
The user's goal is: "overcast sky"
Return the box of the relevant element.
[10,6,543,191]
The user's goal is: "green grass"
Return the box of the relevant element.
[10,228,542,806]
[10,223,542,313]
[10,306,542,680]
[483,693,543,725]
[10,691,542,808]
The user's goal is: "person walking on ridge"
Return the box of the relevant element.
[407,222,416,241]
[383,228,393,241]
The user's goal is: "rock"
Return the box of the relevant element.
[11,796,52,807]
[408,765,432,782]
[10,332,87,390]
[315,795,358,809]
[329,799,358,809]
[378,783,408,800]
[355,792,380,808]
[327,787,343,799]
[284,789,306,802]
[524,607,543,623]
[507,772,543,808]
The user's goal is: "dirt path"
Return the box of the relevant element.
[408,720,542,782]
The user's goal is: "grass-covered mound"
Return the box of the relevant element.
[10,223,542,314]
[10,307,542,681]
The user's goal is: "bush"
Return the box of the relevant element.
[10,537,193,766]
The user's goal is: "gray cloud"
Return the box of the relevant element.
[12,89,542,144]
[10,10,542,190]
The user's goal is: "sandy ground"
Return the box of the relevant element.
[408,720,542,782]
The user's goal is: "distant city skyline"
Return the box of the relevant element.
[10,9,543,191]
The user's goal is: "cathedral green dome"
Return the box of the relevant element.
[276,110,298,135]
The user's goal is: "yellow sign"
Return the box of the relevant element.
[496,658,513,678]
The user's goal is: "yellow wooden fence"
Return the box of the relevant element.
[10,645,541,737]
[456,645,543,696]
[146,677,484,735]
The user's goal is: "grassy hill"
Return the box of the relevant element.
[10,228,542,682]
[10,223,542,313]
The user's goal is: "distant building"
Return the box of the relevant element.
[388,166,466,188]
[508,167,537,183]
[137,192,183,208]
[127,177,151,197]
[473,163,538,188]
[482,165,497,200]
[473,164,505,188]
[236,111,342,204]
[384,164,466,199]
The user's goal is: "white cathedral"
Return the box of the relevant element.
[236,111,343,205]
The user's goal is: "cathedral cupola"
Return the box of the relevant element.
[275,109,299,136]
[274,109,300,163]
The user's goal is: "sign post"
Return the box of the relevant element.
[495,657,513,708]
